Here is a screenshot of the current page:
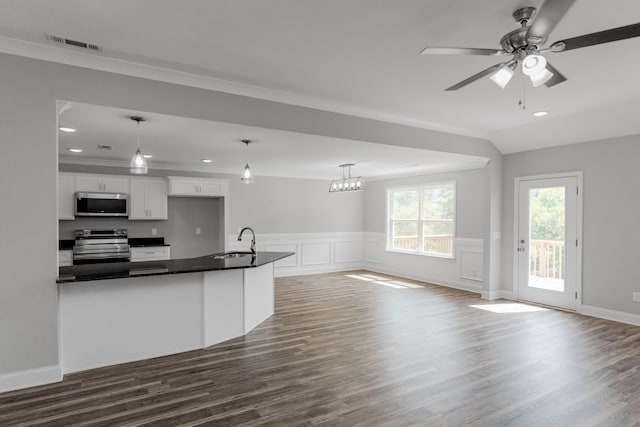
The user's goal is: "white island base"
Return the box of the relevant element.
[59,263,274,374]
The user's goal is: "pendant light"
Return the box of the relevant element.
[329,163,364,193]
[129,116,148,175]
[240,139,254,184]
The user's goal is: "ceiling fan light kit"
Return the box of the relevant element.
[489,63,516,88]
[421,0,640,91]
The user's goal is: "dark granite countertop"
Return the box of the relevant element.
[128,237,169,247]
[57,251,294,284]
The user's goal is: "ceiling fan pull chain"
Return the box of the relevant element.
[519,75,527,110]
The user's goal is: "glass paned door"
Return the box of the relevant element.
[517,176,579,310]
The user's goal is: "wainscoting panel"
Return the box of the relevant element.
[363,232,484,294]
[301,242,332,266]
[456,238,484,282]
[229,232,364,277]
[334,240,363,264]
[263,243,298,268]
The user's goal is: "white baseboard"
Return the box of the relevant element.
[364,263,483,294]
[274,262,364,277]
[0,365,62,393]
[481,290,514,300]
[580,305,640,327]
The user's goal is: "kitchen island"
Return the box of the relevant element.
[57,251,293,374]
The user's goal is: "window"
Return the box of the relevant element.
[387,182,455,257]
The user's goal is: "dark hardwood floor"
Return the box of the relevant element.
[2,270,640,426]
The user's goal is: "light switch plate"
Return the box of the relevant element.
[151,228,157,236]
[633,292,640,303]
[196,227,201,235]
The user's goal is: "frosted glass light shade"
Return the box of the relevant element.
[522,54,547,76]
[529,68,554,87]
[489,66,514,89]
[241,164,254,184]
[130,148,148,174]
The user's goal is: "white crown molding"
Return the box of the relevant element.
[0,35,489,140]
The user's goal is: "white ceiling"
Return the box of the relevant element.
[2,0,640,156]
[58,102,488,180]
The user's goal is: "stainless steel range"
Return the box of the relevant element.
[73,229,130,264]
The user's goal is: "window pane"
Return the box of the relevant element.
[422,186,454,220]
[392,191,419,219]
[528,187,565,292]
[393,221,418,251]
[423,224,453,255]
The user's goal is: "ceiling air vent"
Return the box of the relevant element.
[97,144,112,151]
[46,33,102,52]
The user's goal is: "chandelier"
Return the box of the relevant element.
[329,163,364,193]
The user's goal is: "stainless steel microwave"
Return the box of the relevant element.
[74,192,129,217]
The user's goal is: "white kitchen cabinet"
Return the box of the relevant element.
[75,174,129,193]
[167,177,228,197]
[130,246,171,262]
[59,250,73,267]
[129,177,168,220]
[58,173,76,220]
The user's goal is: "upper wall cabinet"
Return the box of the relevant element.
[129,177,168,220]
[75,174,130,194]
[58,173,76,220]
[167,177,229,197]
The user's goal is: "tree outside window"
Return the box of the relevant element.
[388,183,455,256]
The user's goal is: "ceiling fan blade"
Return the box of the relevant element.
[420,47,506,56]
[445,63,507,91]
[544,62,567,87]
[526,0,576,43]
[550,22,640,52]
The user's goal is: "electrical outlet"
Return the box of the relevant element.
[151,228,157,236]
[196,227,201,235]
[633,292,640,303]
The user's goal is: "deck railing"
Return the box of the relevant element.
[530,239,565,279]
[393,235,453,255]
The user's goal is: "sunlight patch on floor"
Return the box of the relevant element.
[345,274,423,289]
[469,303,549,313]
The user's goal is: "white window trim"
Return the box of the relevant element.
[385,181,456,259]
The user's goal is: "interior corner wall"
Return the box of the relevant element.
[502,134,640,315]
[363,166,491,291]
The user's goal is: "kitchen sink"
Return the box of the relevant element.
[212,251,254,260]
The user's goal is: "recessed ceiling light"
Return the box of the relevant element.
[202,159,213,163]
[143,154,152,159]
[68,148,83,153]
[533,111,548,117]
[59,127,76,133]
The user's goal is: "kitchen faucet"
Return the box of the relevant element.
[237,227,256,255]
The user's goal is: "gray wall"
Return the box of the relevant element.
[364,167,491,286]
[59,164,363,235]
[502,135,640,314]
[364,167,489,238]
[1,52,493,377]
[59,197,223,259]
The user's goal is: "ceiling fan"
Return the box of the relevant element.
[421,0,640,91]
